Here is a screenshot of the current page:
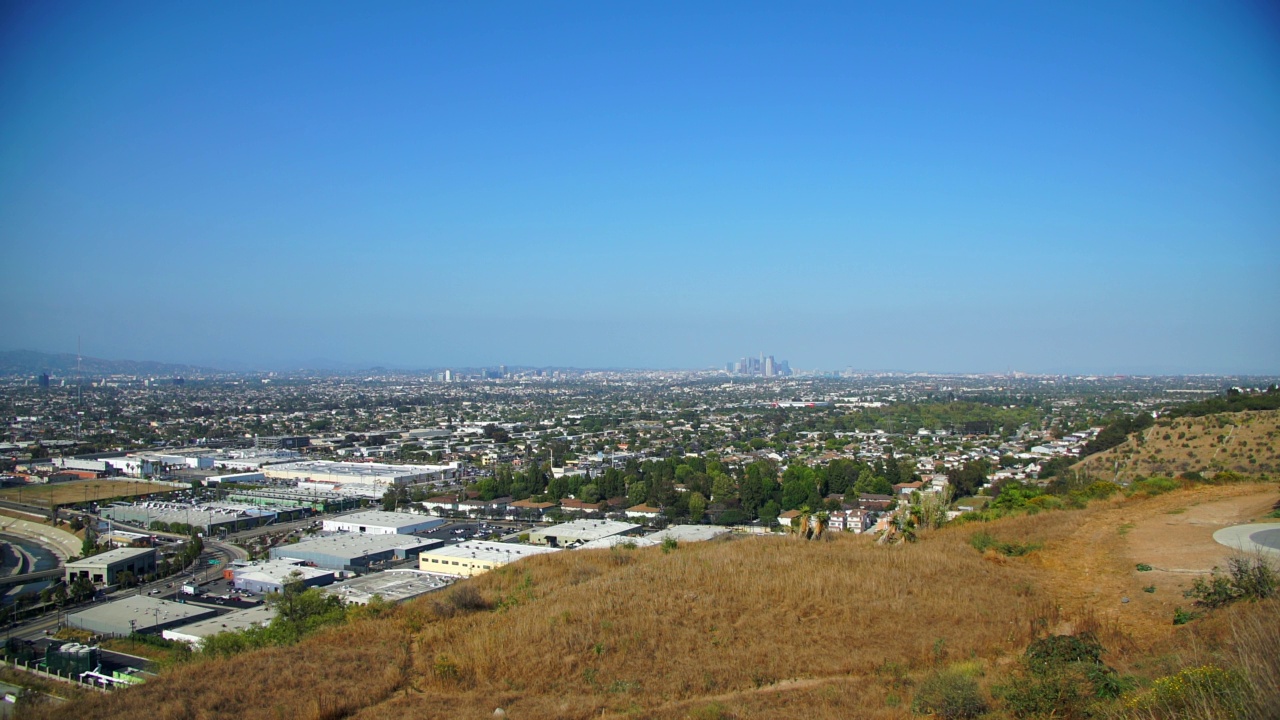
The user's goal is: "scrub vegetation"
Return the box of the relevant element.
[25,483,1280,720]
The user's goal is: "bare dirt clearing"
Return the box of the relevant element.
[1035,483,1279,647]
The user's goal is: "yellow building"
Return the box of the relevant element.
[418,540,560,577]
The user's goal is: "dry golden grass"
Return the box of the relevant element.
[28,486,1280,720]
[1074,409,1280,483]
[0,479,179,508]
[24,615,413,720]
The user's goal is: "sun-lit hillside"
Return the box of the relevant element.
[1073,409,1280,483]
[26,483,1280,720]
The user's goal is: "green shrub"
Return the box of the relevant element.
[1136,563,1153,572]
[1129,476,1181,497]
[1028,494,1065,510]
[998,667,1095,718]
[999,632,1128,717]
[1172,607,1200,625]
[912,668,988,719]
[969,531,1040,557]
[1024,633,1104,674]
[1080,481,1121,499]
[1184,557,1277,609]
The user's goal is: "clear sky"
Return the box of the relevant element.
[1,1,1277,374]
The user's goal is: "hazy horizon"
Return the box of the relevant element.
[2,3,1277,375]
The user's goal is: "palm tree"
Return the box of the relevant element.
[812,512,829,541]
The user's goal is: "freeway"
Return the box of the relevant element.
[0,567,63,589]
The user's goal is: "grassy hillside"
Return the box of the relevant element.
[1073,409,1280,484]
[24,484,1280,720]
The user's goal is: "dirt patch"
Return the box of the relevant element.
[1034,484,1279,649]
[1127,490,1278,574]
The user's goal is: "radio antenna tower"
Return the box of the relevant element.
[77,336,83,439]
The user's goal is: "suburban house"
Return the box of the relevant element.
[827,508,872,533]
[506,499,557,519]
[559,498,606,515]
[624,504,662,521]
[857,494,894,511]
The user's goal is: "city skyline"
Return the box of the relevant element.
[1,3,1277,375]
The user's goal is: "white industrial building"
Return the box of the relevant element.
[229,559,336,594]
[264,460,459,488]
[323,569,453,605]
[270,533,441,571]
[527,519,642,548]
[162,605,277,647]
[202,471,266,486]
[418,541,560,577]
[322,510,444,535]
[575,524,730,550]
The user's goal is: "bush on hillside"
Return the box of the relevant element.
[998,632,1128,718]
[1128,477,1181,498]
[969,531,1039,557]
[912,668,987,719]
[1184,557,1277,610]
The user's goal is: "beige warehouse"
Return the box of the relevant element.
[418,540,559,577]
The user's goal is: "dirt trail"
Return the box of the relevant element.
[596,676,839,719]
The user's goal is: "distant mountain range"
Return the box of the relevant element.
[0,350,222,378]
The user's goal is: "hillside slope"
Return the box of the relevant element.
[27,484,1280,720]
[1073,409,1280,483]
[0,349,219,377]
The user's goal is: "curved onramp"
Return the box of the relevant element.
[1213,523,1280,558]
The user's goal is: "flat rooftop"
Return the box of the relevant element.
[65,546,154,568]
[424,540,561,564]
[265,461,455,479]
[232,559,332,583]
[530,519,641,544]
[326,510,442,529]
[162,605,277,642]
[67,595,216,631]
[322,569,453,604]
[647,525,731,544]
[274,533,441,557]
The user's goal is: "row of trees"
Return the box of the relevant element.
[462,455,920,524]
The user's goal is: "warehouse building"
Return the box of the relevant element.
[323,569,453,605]
[645,524,731,545]
[65,547,156,586]
[322,510,444,535]
[574,525,728,550]
[527,519,642,548]
[270,533,442,571]
[228,559,336,594]
[201,472,267,486]
[418,540,560,577]
[296,480,391,500]
[225,487,361,513]
[162,605,276,648]
[66,595,218,637]
[263,460,459,489]
[102,501,309,534]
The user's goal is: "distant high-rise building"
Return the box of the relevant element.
[499,365,507,377]
[38,372,50,389]
[443,369,454,382]
[727,352,790,377]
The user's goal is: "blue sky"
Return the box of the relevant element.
[1,1,1277,373]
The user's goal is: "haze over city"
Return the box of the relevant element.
[2,2,1277,374]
